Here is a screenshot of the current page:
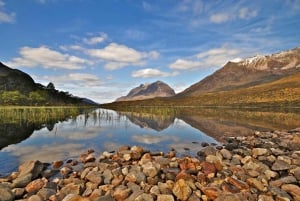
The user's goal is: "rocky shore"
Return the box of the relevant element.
[1,129,300,201]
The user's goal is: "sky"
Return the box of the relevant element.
[1,0,300,103]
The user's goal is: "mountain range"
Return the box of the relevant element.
[105,46,300,107]
[116,81,175,101]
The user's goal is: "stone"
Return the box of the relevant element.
[18,160,44,179]
[60,183,84,195]
[264,170,278,180]
[28,195,43,201]
[13,173,32,188]
[142,162,158,178]
[201,162,216,178]
[281,184,300,198]
[37,188,56,200]
[197,146,216,157]
[272,160,290,171]
[157,194,175,201]
[62,194,90,201]
[201,187,220,200]
[134,193,154,201]
[252,148,268,158]
[270,176,297,187]
[86,171,103,185]
[220,149,232,159]
[25,178,45,193]
[12,187,25,198]
[292,167,300,180]
[0,184,15,201]
[247,178,267,192]
[52,160,64,169]
[113,186,132,201]
[60,167,72,177]
[172,179,192,201]
[103,169,113,184]
[225,177,249,190]
[215,193,243,201]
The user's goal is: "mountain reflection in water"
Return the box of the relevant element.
[0,107,299,176]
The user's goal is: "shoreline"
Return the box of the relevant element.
[0,128,299,201]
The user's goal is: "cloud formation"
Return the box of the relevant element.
[86,43,159,70]
[169,59,202,70]
[132,68,178,78]
[0,0,15,23]
[7,46,89,70]
[83,33,107,45]
[210,7,257,23]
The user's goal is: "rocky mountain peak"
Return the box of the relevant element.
[116,80,175,102]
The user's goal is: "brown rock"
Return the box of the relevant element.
[113,186,132,201]
[172,179,192,201]
[13,173,33,188]
[28,195,43,201]
[18,160,44,179]
[135,193,154,201]
[25,178,45,193]
[175,170,194,182]
[281,184,300,198]
[62,194,90,201]
[60,183,84,195]
[86,171,103,185]
[247,178,267,192]
[225,177,249,190]
[201,187,221,200]
[52,160,64,169]
[201,162,216,178]
[252,148,268,158]
[272,160,290,171]
[0,184,15,201]
[157,194,175,201]
[215,193,243,201]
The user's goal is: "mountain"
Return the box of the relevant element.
[0,62,36,93]
[116,81,175,102]
[178,47,300,97]
[0,62,97,106]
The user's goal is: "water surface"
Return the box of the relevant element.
[0,107,299,176]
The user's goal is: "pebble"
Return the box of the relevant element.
[0,128,300,201]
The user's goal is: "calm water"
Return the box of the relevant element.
[0,107,300,176]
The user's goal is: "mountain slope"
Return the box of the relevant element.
[116,81,175,102]
[178,47,300,97]
[0,62,96,106]
[0,62,36,93]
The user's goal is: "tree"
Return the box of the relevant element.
[46,82,55,90]
[29,91,46,105]
[0,91,26,105]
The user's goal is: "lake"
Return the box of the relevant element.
[0,107,299,176]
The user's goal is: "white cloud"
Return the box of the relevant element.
[83,33,107,45]
[239,7,257,19]
[7,46,89,70]
[210,7,257,24]
[196,46,242,67]
[104,62,128,70]
[59,45,84,51]
[0,0,15,23]
[87,43,143,63]
[210,13,229,23]
[131,68,178,78]
[86,43,158,70]
[43,73,103,87]
[169,59,202,70]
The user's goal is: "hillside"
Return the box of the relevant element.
[102,71,300,108]
[0,62,97,106]
[178,47,300,97]
[116,81,175,101]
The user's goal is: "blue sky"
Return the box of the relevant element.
[1,0,300,103]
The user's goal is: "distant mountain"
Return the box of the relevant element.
[0,62,97,106]
[116,81,175,102]
[178,47,300,97]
